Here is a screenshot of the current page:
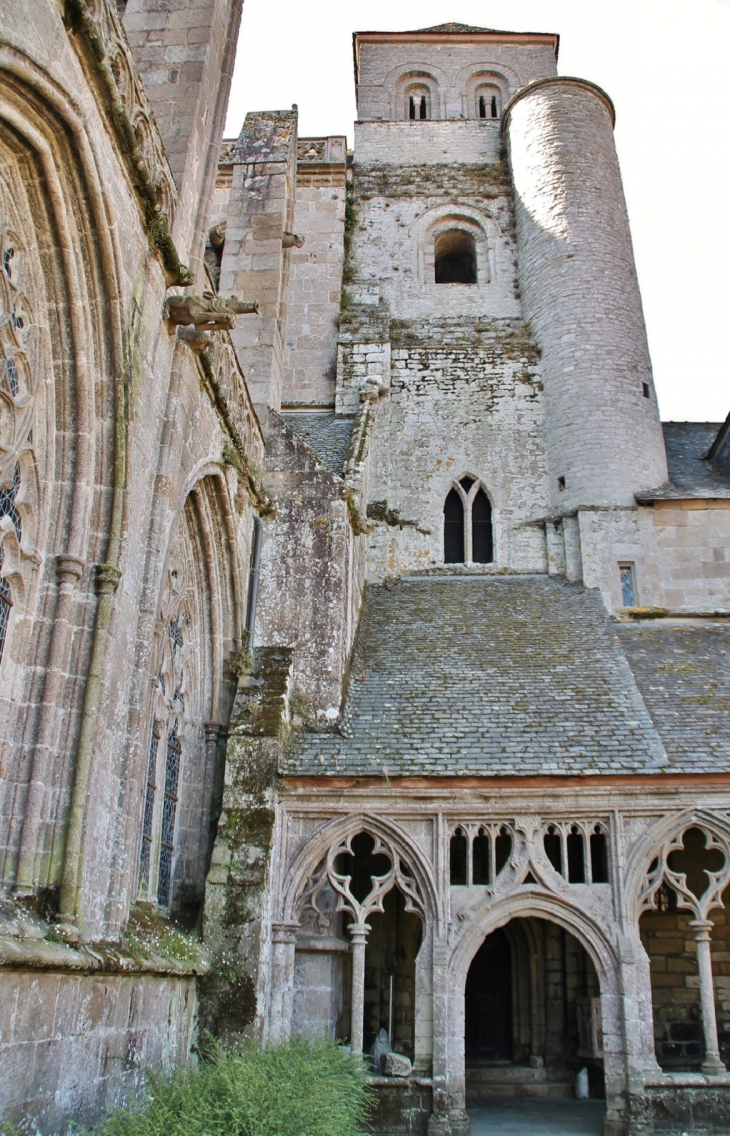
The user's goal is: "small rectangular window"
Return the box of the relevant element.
[642,382,650,398]
[557,475,566,491]
[619,563,636,607]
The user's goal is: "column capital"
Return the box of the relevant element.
[271,921,299,943]
[348,922,371,946]
[690,919,715,939]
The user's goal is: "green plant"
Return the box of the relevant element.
[227,635,252,682]
[97,1038,371,1136]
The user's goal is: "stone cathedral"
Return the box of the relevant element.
[1,4,729,1135]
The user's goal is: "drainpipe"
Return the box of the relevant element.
[245,514,263,646]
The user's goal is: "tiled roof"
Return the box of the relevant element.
[637,423,730,501]
[283,576,672,778]
[615,622,730,769]
[280,412,354,476]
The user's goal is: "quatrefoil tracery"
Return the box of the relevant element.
[639,825,730,922]
[298,830,425,931]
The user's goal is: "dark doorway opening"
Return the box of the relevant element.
[465,919,604,1103]
[465,928,512,1060]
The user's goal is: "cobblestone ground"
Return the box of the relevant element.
[468,1100,606,1135]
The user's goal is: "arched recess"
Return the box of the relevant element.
[409,205,497,288]
[458,68,513,120]
[448,893,625,1120]
[0,51,126,895]
[274,814,441,1061]
[280,812,441,926]
[136,470,241,921]
[627,809,730,1075]
[388,66,446,121]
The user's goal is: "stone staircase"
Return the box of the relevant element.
[466,1062,574,1102]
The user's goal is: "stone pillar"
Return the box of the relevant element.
[691,920,725,1076]
[505,78,668,512]
[348,922,370,1056]
[219,111,298,410]
[268,922,299,1043]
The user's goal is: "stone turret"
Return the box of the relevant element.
[504,78,669,510]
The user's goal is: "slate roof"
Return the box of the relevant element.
[411,23,508,34]
[283,576,676,778]
[637,423,730,501]
[280,412,354,477]
[615,623,730,769]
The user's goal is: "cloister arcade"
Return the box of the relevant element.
[266,807,730,1133]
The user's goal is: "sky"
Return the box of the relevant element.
[225,0,730,423]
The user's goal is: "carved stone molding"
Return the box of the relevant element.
[63,0,192,286]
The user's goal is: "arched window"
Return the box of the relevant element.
[476,85,501,119]
[450,827,468,885]
[443,476,494,565]
[406,85,430,121]
[0,462,21,663]
[434,230,476,284]
[157,720,182,907]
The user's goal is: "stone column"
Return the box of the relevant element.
[268,922,299,1043]
[348,923,370,1056]
[691,920,725,1076]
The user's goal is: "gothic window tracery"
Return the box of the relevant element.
[0,462,20,661]
[449,823,513,886]
[443,476,493,564]
[138,558,193,905]
[543,821,609,884]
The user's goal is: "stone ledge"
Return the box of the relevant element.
[0,932,210,975]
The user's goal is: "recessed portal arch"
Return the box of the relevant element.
[448,894,628,1125]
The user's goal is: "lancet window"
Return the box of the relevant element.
[543,822,609,884]
[137,562,192,907]
[443,476,493,564]
[449,823,513,886]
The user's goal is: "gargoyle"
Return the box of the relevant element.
[164,291,259,332]
[282,232,305,248]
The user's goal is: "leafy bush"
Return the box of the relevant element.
[100,1038,371,1136]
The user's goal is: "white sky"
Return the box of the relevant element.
[225,0,730,423]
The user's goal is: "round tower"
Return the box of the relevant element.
[504,78,668,510]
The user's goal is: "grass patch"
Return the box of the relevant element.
[99,1039,371,1136]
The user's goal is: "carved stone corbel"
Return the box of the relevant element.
[164,292,259,332]
[282,232,304,249]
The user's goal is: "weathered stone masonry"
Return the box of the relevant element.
[1,12,730,1136]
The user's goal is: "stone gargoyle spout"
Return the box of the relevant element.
[165,292,259,332]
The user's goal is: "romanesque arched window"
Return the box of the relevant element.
[434,230,477,284]
[443,477,493,564]
[476,85,501,119]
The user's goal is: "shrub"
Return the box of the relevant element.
[99,1038,371,1136]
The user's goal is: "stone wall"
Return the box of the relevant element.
[578,502,730,613]
[354,34,557,122]
[281,160,347,407]
[0,970,196,1131]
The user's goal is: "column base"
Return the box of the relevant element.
[427,1106,469,1136]
[701,1058,727,1077]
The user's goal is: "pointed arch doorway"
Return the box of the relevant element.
[464,917,605,1105]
